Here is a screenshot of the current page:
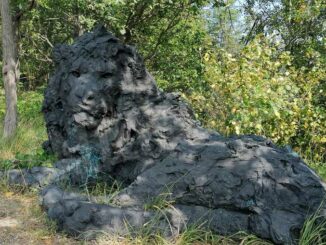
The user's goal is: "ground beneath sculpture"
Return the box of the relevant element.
[0,190,265,245]
[0,191,80,245]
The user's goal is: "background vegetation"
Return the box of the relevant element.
[1,0,325,174]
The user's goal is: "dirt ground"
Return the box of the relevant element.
[0,190,251,245]
[0,191,82,245]
[0,190,134,245]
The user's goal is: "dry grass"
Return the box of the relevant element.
[0,190,323,245]
[0,184,274,245]
[0,188,82,245]
[0,118,47,161]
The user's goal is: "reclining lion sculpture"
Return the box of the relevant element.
[4,26,326,244]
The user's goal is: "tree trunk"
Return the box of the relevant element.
[1,0,19,138]
[73,1,84,38]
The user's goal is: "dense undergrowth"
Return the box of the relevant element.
[181,36,326,167]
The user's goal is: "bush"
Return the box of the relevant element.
[185,36,326,163]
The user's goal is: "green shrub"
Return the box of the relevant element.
[185,36,325,163]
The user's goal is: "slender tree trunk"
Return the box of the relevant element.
[73,1,84,38]
[1,0,19,138]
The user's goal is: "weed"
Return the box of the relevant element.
[82,178,124,205]
[175,224,226,245]
[299,202,326,245]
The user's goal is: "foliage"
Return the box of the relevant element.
[5,0,324,163]
[205,0,243,53]
[186,36,325,163]
[241,0,326,68]
[14,0,209,89]
[0,89,54,170]
[149,15,209,93]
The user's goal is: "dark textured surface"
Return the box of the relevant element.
[2,26,326,244]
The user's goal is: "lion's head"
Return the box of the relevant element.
[43,26,198,182]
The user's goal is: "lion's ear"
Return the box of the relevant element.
[53,44,73,64]
[130,49,146,79]
[117,45,146,79]
[93,24,109,37]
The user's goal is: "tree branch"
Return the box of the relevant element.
[144,3,189,61]
[124,1,149,43]
[14,0,36,23]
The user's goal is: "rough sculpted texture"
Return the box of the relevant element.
[3,27,326,244]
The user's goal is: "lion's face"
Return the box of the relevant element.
[62,57,123,129]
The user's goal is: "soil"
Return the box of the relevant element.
[0,190,80,245]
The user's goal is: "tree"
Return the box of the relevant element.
[15,0,210,90]
[1,0,19,138]
[205,0,242,53]
[241,0,325,67]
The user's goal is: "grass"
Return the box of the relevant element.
[0,175,279,245]
[307,161,326,181]
[0,117,49,165]
[0,89,326,244]
[0,188,324,245]
[299,202,326,245]
[93,225,274,245]
[0,90,55,171]
[143,185,175,211]
[0,186,82,245]
[78,178,124,205]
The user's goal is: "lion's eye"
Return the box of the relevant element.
[71,70,81,77]
[101,72,113,79]
[87,95,95,100]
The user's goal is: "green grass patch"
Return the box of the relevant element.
[0,90,56,170]
[310,162,326,181]
[299,202,326,245]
